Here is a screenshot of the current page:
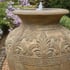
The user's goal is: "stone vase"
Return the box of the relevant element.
[6,8,70,70]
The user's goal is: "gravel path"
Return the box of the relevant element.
[0,36,7,70]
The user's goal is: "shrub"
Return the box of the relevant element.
[60,16,70,29]
[0,2,10,35]
[29,0,39,5]
[43,0,70,9]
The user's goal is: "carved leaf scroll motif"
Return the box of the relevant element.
[6,26,70,58]
[14,31,62,58]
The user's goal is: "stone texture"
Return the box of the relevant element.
[0,36,7,70]
[6,8,70,70]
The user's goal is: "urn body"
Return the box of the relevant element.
[6,9,70,70]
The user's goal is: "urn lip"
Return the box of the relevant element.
[13,8,69,15]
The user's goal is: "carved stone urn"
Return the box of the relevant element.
[6,8,70,70]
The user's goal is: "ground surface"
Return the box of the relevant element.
[0,36,7,70]
[2,59,9,70]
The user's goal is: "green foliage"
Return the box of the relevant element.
[0,2,10,34]
[29,0,39,5]
[43,0,70,10]
[29,0,70,10]
[12,0,18,2]
[0,2,7,24]
[0,2,7,17]
[60,16,70,29]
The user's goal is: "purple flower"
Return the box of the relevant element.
[7,1,15,11]
[6,2,21,27]
[19,0,30,6]
[8,1,14,5]
[0,0,5,2]
[6,9,14,18]
[12,15,22,26]
[8,5,15,11]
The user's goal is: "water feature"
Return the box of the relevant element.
[5,2,70,70]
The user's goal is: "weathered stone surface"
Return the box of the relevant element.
[6,9,70,70]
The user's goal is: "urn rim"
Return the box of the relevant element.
[13,8,69,15]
